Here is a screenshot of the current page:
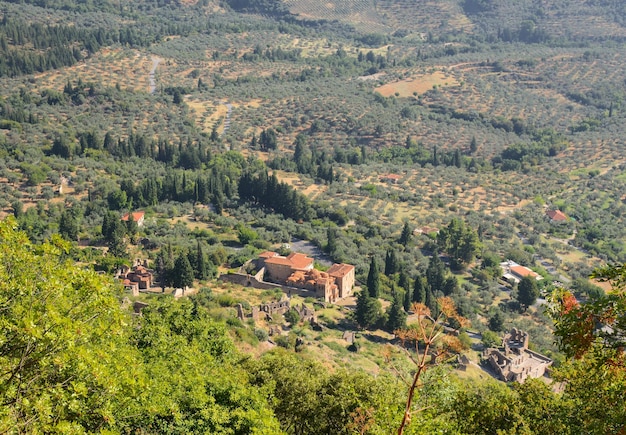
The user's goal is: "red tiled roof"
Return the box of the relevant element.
[259,251,278,259]
[265,252,314,270]
[511,265,539,279]
[546,209,567,221]
[327,263,355,278]
[121,211,145,222]
[287,252,314,269]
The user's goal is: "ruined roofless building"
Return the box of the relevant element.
[484,328,552,383]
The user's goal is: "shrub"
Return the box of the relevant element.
[347,342,360,352]
[254,328,269,342]
[215,294,238,307]
[226,317,244,327]
[274,335,291,349]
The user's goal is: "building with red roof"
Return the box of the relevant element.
[546,209,567,222]
[263,252,315,282]
[327,263,355,298]
[500,260,543,284]
[121,211,145,227]
[258,252,355,302]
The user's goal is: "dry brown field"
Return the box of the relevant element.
[375,70,459,97]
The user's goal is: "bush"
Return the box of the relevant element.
[215,294,238,307]
[254,328,269,342]
[275,335,291,349]
[482,330,501,348]
[347,341,360,352]
[226,317,244,327]
[284,308,300,326]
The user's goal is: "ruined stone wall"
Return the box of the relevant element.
[218,272,319,298]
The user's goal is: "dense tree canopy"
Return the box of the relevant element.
[0,218,142,433]
[517,275,540,310]
[0,219,282,433]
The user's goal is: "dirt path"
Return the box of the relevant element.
[222,102,233,135]
[149,56,161,94]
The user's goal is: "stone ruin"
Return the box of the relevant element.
[235,299,319,340]
[248,298,291,322]
[457,354,470,371]
[260,298,291,316]
[483,328,552,383]
[268,325,282,336]
[236,303,245,321]
[342,331,355,344]
[293,303,316,323]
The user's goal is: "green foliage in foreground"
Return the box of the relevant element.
[0,218,281,434]
[0,219,624,434]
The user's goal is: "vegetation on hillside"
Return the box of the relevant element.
[0,0,625,432]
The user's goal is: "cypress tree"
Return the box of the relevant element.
[355,290,381,330]
[107,219,127,258]
[366,256,380,298]
[384,249,398,276]
[386,286,407,332]
[59,209,79,241]
[326,227,337,255]
[398,268,410,292]
[174,252,195,289]
[403,286,412,312]
[443,276,458,296]
[194,240,207,280]
[426,253,446,294]
[158,243,175,290]
[425,287,438,318]
[399,221,412,247]
[470,136,478,154]
[413,276,426,304]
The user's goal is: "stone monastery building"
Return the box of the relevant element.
[258,251,355,303]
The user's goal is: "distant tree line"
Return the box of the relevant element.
[238,170,314,221]
[0,11,206,78]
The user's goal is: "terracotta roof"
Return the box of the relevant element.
[287,253,314,269]
[511,265,539,279]
[265,252,313,270]
[546,209,567,221]
[121,211,145,222]
[327,263,355,278]
[259,251,278,259]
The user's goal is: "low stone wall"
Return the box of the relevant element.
[219,272,282,290]
[219,272,320,299]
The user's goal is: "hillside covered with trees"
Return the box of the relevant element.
[1,0,626,432]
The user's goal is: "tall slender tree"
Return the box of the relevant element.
[326,227,337,255]
[174,252,195,290]
[355,290,381,329]
[426,253,446,294]
[399,221,412,247]
[386,285,407,332]
[194,240,207,280]
[59,208,79,241]
[413,276,426,304]
[403,286,412,311]
[366,256,381,298]
[384,249,399,276]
